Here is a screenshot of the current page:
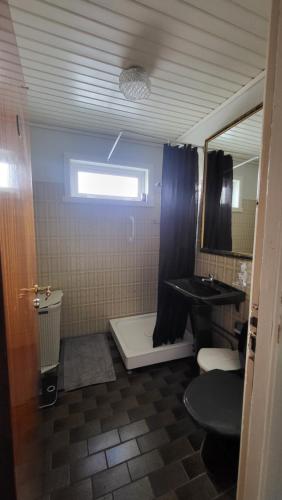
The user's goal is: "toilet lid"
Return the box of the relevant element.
[197,348,241,372]
[183,369,244,437]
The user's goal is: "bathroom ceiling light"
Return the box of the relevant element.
[119,66,151,101]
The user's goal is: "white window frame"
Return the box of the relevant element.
[64,155,153,206]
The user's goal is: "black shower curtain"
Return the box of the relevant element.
[153,144,198,347]
[203,150,233,251]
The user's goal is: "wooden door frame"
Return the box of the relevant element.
[237,0,282,497]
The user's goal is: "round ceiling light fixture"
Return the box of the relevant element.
[119,66,151,101]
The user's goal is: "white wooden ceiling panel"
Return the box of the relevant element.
[230,0,271,19]
[8,0,270,142]
[17,46,234,99]
[210,109,263,157]
[12,23,249,90]
[123,0,266,53]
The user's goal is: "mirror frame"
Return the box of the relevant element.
[200,103,263,260]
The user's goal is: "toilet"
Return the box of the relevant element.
[183,322,248,477]
[197,322,248,373]
[197,347,241,373]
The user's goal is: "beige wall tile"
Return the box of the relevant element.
[34,181,160,338]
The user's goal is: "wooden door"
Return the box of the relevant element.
[0,2,40,499]
[237,0,281,498]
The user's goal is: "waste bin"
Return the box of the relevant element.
[38,290,63,408]
[38,289,63,373]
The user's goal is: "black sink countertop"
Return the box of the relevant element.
[165,276,245,308]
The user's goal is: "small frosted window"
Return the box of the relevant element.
[78,171,139,198]
[67,159,150,204]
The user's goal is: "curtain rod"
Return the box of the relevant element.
[233,155,259,170]
[106,129,201,155]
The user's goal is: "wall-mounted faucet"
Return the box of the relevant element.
[201,273,215,283]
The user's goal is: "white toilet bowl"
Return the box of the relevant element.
[197,347,241,373]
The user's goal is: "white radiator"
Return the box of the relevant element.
[38,290,63,373]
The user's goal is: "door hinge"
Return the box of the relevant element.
[278,324,281,344]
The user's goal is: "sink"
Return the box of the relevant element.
[165,276,245,308]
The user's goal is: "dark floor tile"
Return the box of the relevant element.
[128,403,156,422]
[146,409,175,431]
[137,428,170,453]
[113,361,126,375]
[92,463,130,498]
[155,492,178,500]
[40,420,54,440]
[169,360,191,373]
[70,451,107,482]
[160,383,185,398]
[85,406,113,422]
[176,473,217,500]
[69,398,98,414]
[110,348,120,360]
[165,372,189,385]
[129,372,153,385]
[111,396,138,411]
[154,395,182,412]
[97,391,122,406]
[182,452,206,479]
[106,439,140,467]
[120,385,145,398]
[88,429,120,454]
[166,416,197,440]
[42,404,69,422]
[107,377,130,392]
[172,405,188,421]
[189,429,206,451]
[128,449,164,480]
[119,419,149,442]
[101,411,130,432]
[57,390,82,405]
[82,383,108,399]
[43,431,70,453]
[160,437,193,464]
[143,378,168,391]
[43,449,53,472]
[43,464,70,494]
[52,441,88,468]
[70,420,102,443]
[51,478,92,500]
[214,486,237,499]
[137,389,162,405]
[96,495,113,500]
[149,461,188,497]
[54,413,84,433]
[113,476,154,500]
[209,469,237,495]
[150,367,172,378]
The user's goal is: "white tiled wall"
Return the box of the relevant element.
[34,181,160,337]
[31,127,163,338]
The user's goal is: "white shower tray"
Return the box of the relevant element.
[109,312,194,370]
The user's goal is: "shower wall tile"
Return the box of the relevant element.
[33,182,160,338]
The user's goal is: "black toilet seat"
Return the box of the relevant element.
[183,369,244,438]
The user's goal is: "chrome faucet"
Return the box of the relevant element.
[201,273,215,283]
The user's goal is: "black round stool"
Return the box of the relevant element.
[183,369,244,479]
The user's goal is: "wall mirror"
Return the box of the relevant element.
[201,105,263,259]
